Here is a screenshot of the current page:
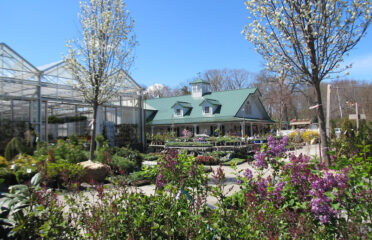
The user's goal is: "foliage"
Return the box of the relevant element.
[0,130,370,238]
[329,119,372,166]
[301,130,319,144]
[195,155,218,165]
[112,146,142,169]
[14,166,38,184]
[110,155,136,174]
[53,139,88,164]
[0,173,77,239]
[39,162,85,188]
[48,115,87,124]
[0,156,9,168]
[155,150,208,199]
[4,137,28,161]
[12,154,36,167]
[289,130,303,143]
[165,142,213,147]
[0,121,29,156]
[0,168,17,186]
[142,152,163,161]
[221,158,246,166]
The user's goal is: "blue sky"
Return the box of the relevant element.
[1,0,371,88]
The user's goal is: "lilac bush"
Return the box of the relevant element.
[254,135,289,169]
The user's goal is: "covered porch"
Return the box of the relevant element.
[148,119,273,138]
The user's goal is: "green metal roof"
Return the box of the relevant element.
[199,98,221,106]
[145,88,272,125]
[189,78,210,85]
[148,117,274,125]
[171,101,192,108]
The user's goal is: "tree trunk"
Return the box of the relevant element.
[90,103,98,161]
[314,82,330,166]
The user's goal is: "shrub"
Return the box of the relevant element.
[13,154,36,166]
[112,146,142,170]
[302,130,319,143]
[110,155,136,174]
[40,162,85,187]
[196,155,218,165]
[0,156,9,168]
[15,166,37,184]
[53,139,87,164]
[0,167,17,185]
[4,137,27,161]
[289,130,302,143]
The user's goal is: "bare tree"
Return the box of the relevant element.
[203,68,254,91]
[254,70,298,129]
[65,0,136,160]
[243,0,371,165]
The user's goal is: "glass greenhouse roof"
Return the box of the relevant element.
[0,42,142,108]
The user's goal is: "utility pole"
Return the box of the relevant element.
[326,84,331,138]
[355,102,359,131]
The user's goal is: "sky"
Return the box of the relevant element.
[1,0,371,88]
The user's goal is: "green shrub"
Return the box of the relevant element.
[221,158,246,166]
[41,162,85,187]
[4,137,27,161]
[53,139,87,164]
[0,167,17,185]
[15,166,37,184]
[68,134,79,145]
[112,146,142,169]
[110,155,136,173]
[0,156,9,168]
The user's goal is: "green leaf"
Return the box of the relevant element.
[31,172,41,186]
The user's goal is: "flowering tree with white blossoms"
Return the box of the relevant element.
[243,0,371,165]
[65,0,136,160]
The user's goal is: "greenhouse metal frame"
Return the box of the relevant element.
[0,42,145,148]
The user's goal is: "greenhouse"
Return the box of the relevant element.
[0,43,145,150]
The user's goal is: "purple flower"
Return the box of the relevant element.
[155,174,167,188]
[243,168,253,180]
[254,152,268,168]
[236,179,243,185]
[270,181,286,203]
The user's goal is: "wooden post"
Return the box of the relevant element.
[326,84,331,138]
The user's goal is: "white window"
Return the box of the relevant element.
[176,108,182,116]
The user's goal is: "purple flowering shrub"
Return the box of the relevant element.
[254,135,289,170]
[155,149,209,207]
[236,148,369,233]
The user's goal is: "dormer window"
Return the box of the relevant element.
[172,101,192,118]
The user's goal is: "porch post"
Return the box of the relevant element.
[193,124,197,135]
[151,126,154,137]
[240,122,245,138]
[250,122,253,137]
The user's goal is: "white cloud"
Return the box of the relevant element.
[144,83,165,93]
